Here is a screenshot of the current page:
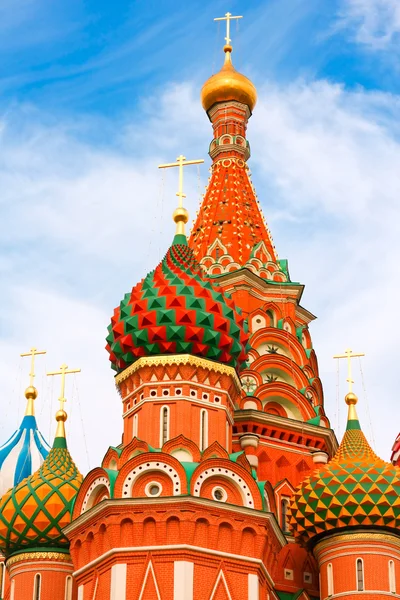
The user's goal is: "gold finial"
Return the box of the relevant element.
[20,347,46,416]
[55,409,68,439]
[47,363,81,438]
[214,12,243,47]
[158,155,204,235]
[333,348,365,394]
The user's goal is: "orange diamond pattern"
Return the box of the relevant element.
[290,427,400,545]
[0,443,82,557]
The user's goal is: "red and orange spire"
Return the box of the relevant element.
[189,17,285,281]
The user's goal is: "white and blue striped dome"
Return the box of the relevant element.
[0,387,51,496]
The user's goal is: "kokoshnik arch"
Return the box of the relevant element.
[0,11,399,600]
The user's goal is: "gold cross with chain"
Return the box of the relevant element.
[47,363,81,411]
[158,155,204,207]
[333,348,365,393]
[20,347,46,387]
[214,12,243,46]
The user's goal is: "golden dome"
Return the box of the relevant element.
[201,45,257,113]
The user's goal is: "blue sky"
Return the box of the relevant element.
[1,0,400,471]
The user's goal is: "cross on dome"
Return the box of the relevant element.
[20,347,46,387]
[47,363,81,411]
[214,12,243,46]
[20,346,46,416]
[333,348,365,393]
[158,155,204,239]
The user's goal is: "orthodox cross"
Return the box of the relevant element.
[214,12,243,46]
[20,347,46,387]
[47,363,81,410]
[158,155,204,207]
[333,348,365,393]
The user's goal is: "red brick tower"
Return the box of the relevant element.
[290,391,400,597]
[189,29,337,594]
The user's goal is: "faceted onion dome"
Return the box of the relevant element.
[290,392,400,546]
[201,45,257,113]
[0,410,82,557]
[0,386,50,496]
[106,232,250,374]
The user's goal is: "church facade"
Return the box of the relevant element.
[0,16,399,600]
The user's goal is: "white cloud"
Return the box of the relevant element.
[1,77,399,472]
[338,0,400,49]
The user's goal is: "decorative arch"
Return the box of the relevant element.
[162,434,201,462]
[191,459,262,509]
[251,354,310,389]
[256,382,317,421]
[73,468,112,518]
[101,446,121,470]
[118,438,149,469]
[239,395,262,411]
[250,328,309,367]
[115,452,187,497]
[201,441,229,461]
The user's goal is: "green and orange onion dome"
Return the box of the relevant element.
[0,410,82,557]
[290,392,400,547]
[201,45,257,113]
[106,210,250,373]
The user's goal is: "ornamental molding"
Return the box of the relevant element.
[6,551,71,567]
[314,531,400,554]
[115,354,240,387]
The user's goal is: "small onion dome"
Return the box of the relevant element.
[201,45,257,113]
[106,235,249,374]
[290,392,400,547]
[0,410,82,557]
[0,386,50,496]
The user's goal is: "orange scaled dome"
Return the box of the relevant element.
[201,45,257,113]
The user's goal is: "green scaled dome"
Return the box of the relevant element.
[290,394,400,546]
[0,414,82,557]
[106,237,250,373]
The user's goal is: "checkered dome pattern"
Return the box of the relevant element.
[290,426,400,546]
[0,440,82,556]
[106,242,250,373]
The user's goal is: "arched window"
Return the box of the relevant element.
[200,409,208,451]
[226,421,230,451]
[65,576,73,600]
[0,563,4,598]
[33,574,41,600]
[389,560,396,593]
[133,413,138,438]
[160,406,170,446]
[357,558,364,591]
[281,498,290,533]
[327,563,334,596]
[10,579,15,600]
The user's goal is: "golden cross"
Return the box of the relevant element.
[20,347,46,387]
[47,363,81,410]
[333,348,365,393]
[214,12,243,46]
[158,155,204,207]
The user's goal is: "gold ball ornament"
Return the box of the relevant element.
[345,392,358,405]
[173,207,189,225]
[55,409,68,422]
[25,386,38,400]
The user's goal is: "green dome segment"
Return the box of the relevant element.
[0,422,82,557]
[290,395,400,546]
[106,240,250,373]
